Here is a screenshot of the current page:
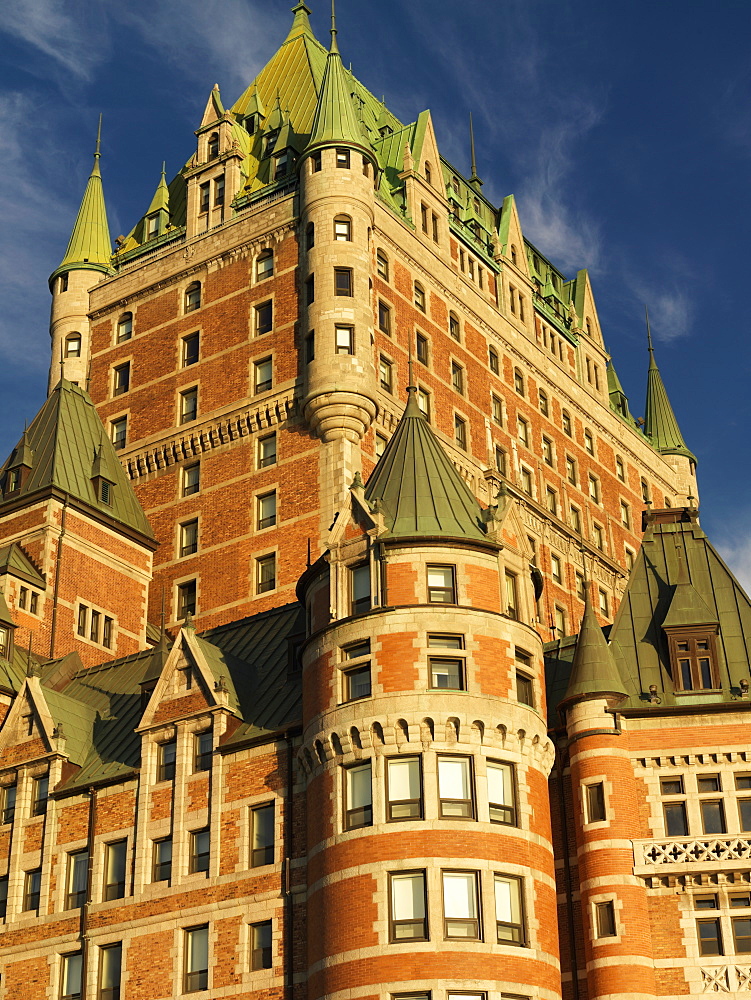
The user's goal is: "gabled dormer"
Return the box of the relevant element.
[0,590,16,663]
[2,428,33,497]
[661,545,720,692]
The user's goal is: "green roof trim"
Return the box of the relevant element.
[50,121,112,287]
[560,596,627,707]
[364,389,487,541]
[0,380,155,542]
[644,340,696,463]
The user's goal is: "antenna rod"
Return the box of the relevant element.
[95,113,102,158]
[645,304,654,354]
[469,112,477,179]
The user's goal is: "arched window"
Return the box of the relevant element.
[424,162,432,186]
[208,133,219,160]
[65,333,82,358]
[334,216,352,241]
[414,282,426,313]
[185,282,202,312]
[376,251,389,282]
[116,313,133,343]
[510,244,517,265]
[305,222,315,250]
[256,250,274,282]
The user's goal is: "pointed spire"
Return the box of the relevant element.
[144,163,170,239]
[50,117,112,287]
[468,112,482,189]
[199,84,225,129]
[643,307,696,462]
[606,357,631,420]
[364,390,487,540]
[285,2,314,42]
[307,0,371,155]
[560,595,628,707]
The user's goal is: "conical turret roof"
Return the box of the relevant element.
[644,337,696,463]
[364,389,487,541]
[50,120,112,287]
[146,164,170,218]
[560,596,628,707]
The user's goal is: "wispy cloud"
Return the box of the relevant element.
[626,270,693,343]
[716,520,751,596]
[4,0,109,82]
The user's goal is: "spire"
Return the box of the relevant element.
[364,391,487,541]
[643,307,696,462]
[468,112,482,189]
[560,595,628,708]
[606,357,631,420]
[285,2,314,42]
[307,0,371,154]
[49,117,112,288]
[146,163,170,217]
[200,84,225,128]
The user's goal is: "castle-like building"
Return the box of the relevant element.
[0,7,748,1000]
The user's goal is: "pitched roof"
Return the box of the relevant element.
[560,596,627,707]
[364,389,487,541]
[307,15,371,154]
[644,342,696,462]
[0,380,155,542]
[50,124,112,286]
[0,542,45,587]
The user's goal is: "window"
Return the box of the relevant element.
[595,900,617,938]
[59,273,69,292]
[214,173,226,205]
[420,203,428,233]
[588,475,601,504]
[430,657,464,690]
[495,874,524,943]
[152,837,172,882]
[539,389,549,415]
[378,300,392,335]
[514,369,525,395]
[333,215,351,241]
[257,554,276,594]
[517,418,529,447]
[584,430,594,455]
[416,332,429,366]
[495,446,507,476]
[449,312,460,341]
[180,519,198,557]
[157,739,176,782]
[334,267,353,297]
[335,325,354,355]
[178,579,197,619]
[98,943,122,1000]
[184,925,209,991]
[641,478,650,503]
[350,563,371,615]
[104,840,127,901]
[570,506,582,534]
[695,894,719,910]
[379,356,393,392]
[698,919,723,956]
[304,273,315,305]
[390,872,427,941]
[61,952,83,1000]
[661,776,688,836]
[551,554,562,584]
[562,410,572,436]
[23,868,41,912]
[0,875,6,920]
[625,546,635,571]
[586,782,606,823]
[305,222,315,250]
[305,330,315,363]
[194,730,212,773]
[185,282,201,313]
[66,850,88,909]
[376,434,387,458]
[111,416,127,451]
[417,387,431,420]
[443,871,480,939]
[1,783,16,824]
[251,803,275,866]
[65,333,82,358]
[273,150,288,179]
[310,150,322,172]
[520,466,532,496]
[180,387,198,423]
[593,524,604,551]
[438,756,473,818]
[257,492,277,530]
[251,920,273,970]
[598,589,609,616]
[733,918,751,954]
[542,436,553,466]
[258,433,276,468]
[491,394,503,426]
[90,609,101,643]
[182,463,200,497]
[31,774,48,816]
[253,300,273,337]
[615,456,625,482]
[488,761,516,824]
[699,780,726,834]
[454,414,467,450]
[254,357,273,393]
[670,634,719,691]
[515,651,534,705]
[77,604,87,637]
[505,572,518,620]
[256,250,274,281]
[546,488,558,517]
[414,282,426,311]
[116,313,132,342]
[451,362,464,394]
[189,829,210,874]
[377,251,389,280]
[489,346,500,374]
[386,757,422,820]
[199,182,210,213]
[336,148,350,168]
[428,565,455,603]
[345,761,373,830]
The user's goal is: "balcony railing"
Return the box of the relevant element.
[700,965,751,992]
[634,835,751,870]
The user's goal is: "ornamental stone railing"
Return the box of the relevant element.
[634,836,751,870]
[701,966,751,992]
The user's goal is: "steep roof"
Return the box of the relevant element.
[364,389,487,541]
[560,596,627,707]
[644,341,696,463]
[50,121,112,286]
[0,380,154,542]
[0,543,45,587]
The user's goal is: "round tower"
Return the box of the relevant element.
[297,12,378,444]
[48,119,113,394]
[297,392,560,1000]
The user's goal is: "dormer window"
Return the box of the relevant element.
[274,150,289,179]
[246,114,258,134]
[146,214,159,240]
[668,631,720,691]
[263,130,279,157]
[7,468,21,493]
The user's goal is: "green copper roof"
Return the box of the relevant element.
[0,590,14,630]
[0,542,45,587]
[606,358,633,422]
[50,122,112,286]
[364,390,487,541]
[146,165,170,218]
[0,380,154,542]
[560,596,627,707]
[307,14,371,154]
[662,545,718,629]
[644,341,696,462]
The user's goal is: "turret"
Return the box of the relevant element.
[48,117,113,394]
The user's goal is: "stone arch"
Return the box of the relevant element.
[446,717,460,744]
[395,718,410,747]
[420,717,434,747]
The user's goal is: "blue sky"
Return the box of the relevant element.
[1,0,749,582]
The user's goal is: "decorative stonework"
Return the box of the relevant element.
[636,836,751,867]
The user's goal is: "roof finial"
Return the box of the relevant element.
[469,112,482,189]
[161,160,166,179]
[645,304,655,356]
[330,0,338,52]
[59,341,64,380]
[95,113,102,159]
[407,344,417,395]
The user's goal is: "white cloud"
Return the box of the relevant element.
[717,531,751,596]
[626,280,692,343]
[3,0,109,81]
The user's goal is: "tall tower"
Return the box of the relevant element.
[47,119,112,393]
[299,390,559,1000]
[299,8,379,538]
